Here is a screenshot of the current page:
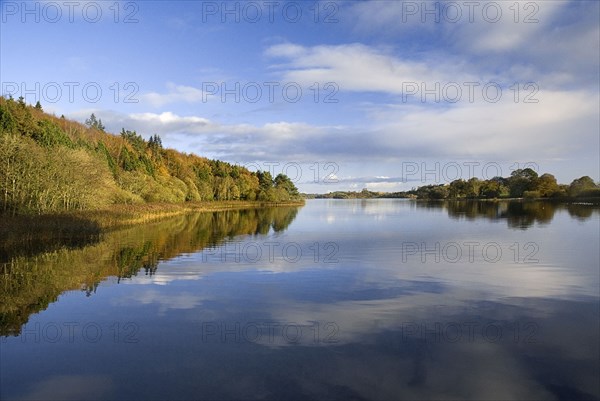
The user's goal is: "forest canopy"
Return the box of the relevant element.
[0,96,301,215]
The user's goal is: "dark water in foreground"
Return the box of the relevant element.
[1,200,599,401]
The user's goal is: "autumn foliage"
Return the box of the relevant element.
[0,96,301,215]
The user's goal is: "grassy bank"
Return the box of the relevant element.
[0,200,304,260]
[69,200,305,230]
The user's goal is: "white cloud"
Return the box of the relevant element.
[451,1,565,52]
[112,288,205,315]
[130,111,209,125]
[366,89,599,160]
[140,83,207,107]
[86,84,597,169]
[266,42,473,97]
[342,1,598,88]
[66,16,598,184]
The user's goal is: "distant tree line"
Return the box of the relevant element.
[0,96,301,215]
[310,168,599,200]
[404,168,599,200]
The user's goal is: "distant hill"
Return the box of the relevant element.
[0,96,300,215]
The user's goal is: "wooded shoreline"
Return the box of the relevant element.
[0,97,303,216]
[0,200,305,253]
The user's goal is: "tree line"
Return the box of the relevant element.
[0,96,301,215]
[311,169,599,200]
[404,169,599,200]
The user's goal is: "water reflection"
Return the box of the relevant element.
[1,200,598,401]
[0,206,300,336]
[0,214,102,263]
[415,200,599,229]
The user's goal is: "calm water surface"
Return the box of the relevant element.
[1,200,599,400]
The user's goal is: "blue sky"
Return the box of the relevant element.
[1,0,599,192]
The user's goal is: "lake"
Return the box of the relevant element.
[1,200,599,400]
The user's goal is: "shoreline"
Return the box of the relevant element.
[73,200,306,230]
[306,196,600,203]
[0,200,305,251]
[2,200,305,228]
